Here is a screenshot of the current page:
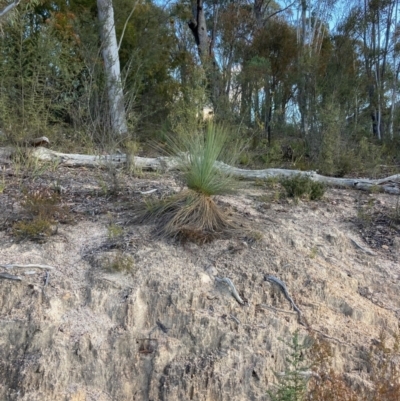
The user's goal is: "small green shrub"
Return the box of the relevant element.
[268,331,310,401]
[103,251,135,273]
[107,222,124,240]
[261,141,284,165]
[280,175,325,201]
[13,217,56,242]
[12,187,70,241]
[309,181,326,201]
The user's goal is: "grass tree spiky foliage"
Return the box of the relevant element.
[137,123,242,242]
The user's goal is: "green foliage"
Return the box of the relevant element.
[13,217,56,242]
[167,65,209,142]
[103,251,135,273]
[12,186,70,242]
[116,0,179,132]
[280,175,325,201]
[0,5,87,144]
[135,123,243,241]
[261,142,284,166]
[168,123,240,196]
[268,331,310,401]
[309,181,326,201]
[107,222,124,240]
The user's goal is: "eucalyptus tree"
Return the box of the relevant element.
[97,0,128,136]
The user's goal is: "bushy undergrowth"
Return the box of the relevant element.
[280,175,325,201]
[268,331,310,401]
[269,330,400,401]
[13,187,70,242]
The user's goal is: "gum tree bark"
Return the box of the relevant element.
[97,0,128,136]
[188,0,221,107]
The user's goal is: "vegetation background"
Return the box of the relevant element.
[0,0,399,177]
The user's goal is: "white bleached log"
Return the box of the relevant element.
[5,147,399,195]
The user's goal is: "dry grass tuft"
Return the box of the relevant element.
[137,190,242,242]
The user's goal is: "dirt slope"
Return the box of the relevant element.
[0,167,399,401]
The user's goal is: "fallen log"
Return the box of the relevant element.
[3,146,400,195]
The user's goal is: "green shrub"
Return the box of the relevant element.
[280,175,325,201]
[309,181,326,201]
[104,252,135,273]
[135,123,243,241]
[13,217,56,242]
[268,331,310,401]
[12,187,71,242]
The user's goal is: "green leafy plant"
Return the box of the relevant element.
[135,123,242,241]
[12,187,70,242]
[268,331,310,401]
[103,251,135,274]
[13,218,56,242]
[280,175,325,201]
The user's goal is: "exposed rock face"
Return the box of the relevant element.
[0,182,399,401]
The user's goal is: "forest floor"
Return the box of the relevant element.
[1,162,400,400]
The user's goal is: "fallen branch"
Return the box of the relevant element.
[2,146,400,194]
[0,264,55,270]
[348,237,377,256]
[0,272,22,281]
[215,277,244,305]
[265,275,306,326]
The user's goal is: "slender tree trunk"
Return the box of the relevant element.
[97,0,128,136]
[188,0,222,108]
[389,0,399,139]
[298,0,308,138]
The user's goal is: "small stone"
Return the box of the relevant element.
[382,244,389,250]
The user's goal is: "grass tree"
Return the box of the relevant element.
[137,123,242,242]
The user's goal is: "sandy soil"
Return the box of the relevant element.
[0,163,399,400]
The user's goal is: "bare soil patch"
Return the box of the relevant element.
[0,163,400,400]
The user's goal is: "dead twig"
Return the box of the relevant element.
[265,275,306,326]
[215,277,244,305]
[348,237,376,256]
[0,264,55,270]
[0,272,22,281]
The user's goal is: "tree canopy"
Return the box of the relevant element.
[0,0,399,174]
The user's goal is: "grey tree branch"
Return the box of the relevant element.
[0,0,20,18]
[215,277,244,305]
[1,263,55,270]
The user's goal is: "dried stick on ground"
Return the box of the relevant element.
[0,272,22,281]
[265,275,305,326]
[0,264,55,270]
[215,277,245,305]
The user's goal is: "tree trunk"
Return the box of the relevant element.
[188,0,221,107]
[298,0,308,139]
[97,0,128,136]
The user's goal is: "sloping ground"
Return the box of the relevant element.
[0,167,399,401]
